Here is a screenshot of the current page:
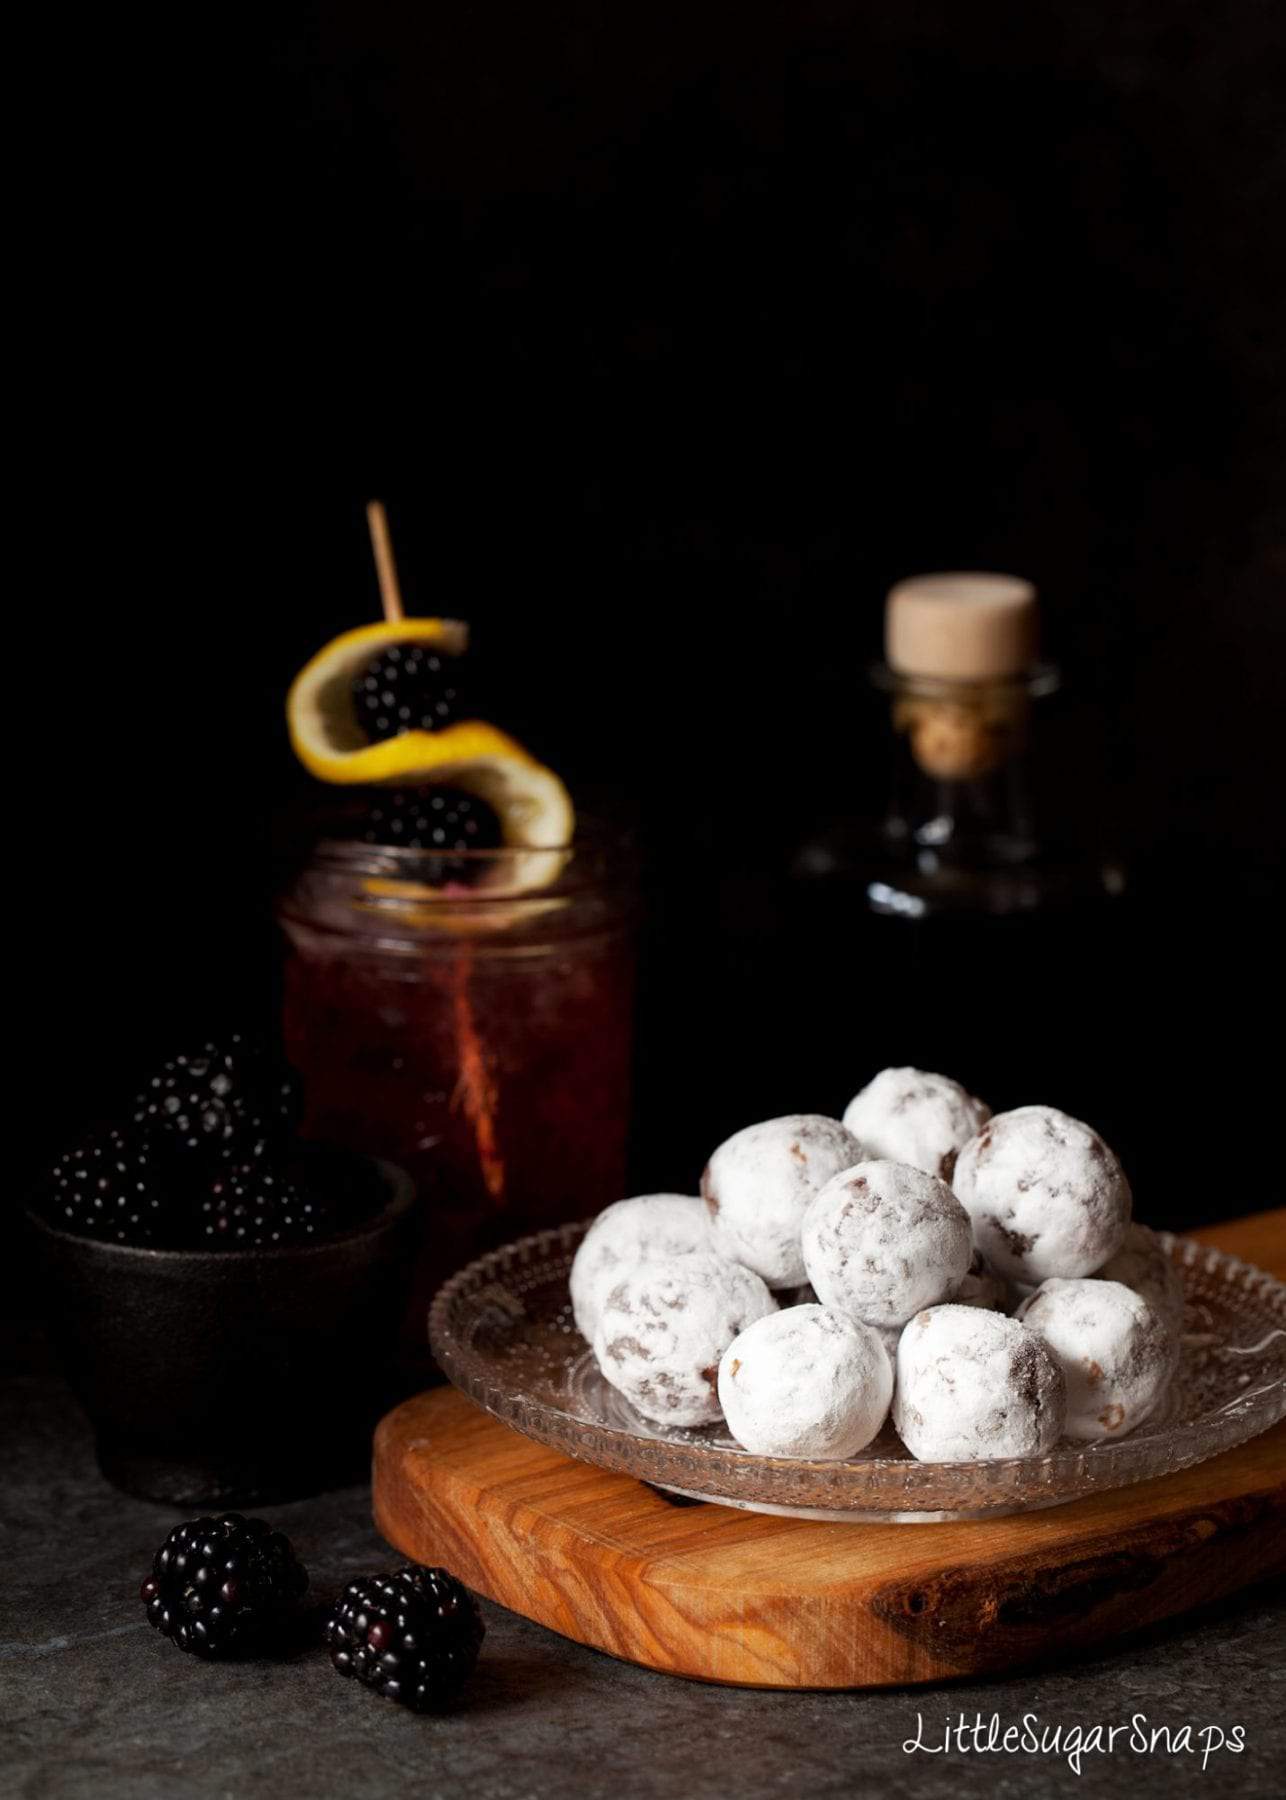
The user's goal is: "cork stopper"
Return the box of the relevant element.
[885,572,1038,682]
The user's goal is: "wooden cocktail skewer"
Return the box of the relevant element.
[366,499,405,623]
[363,497,506,1204]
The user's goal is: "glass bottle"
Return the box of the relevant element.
[788,573,1127,1125]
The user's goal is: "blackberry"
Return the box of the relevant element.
[352,641,460,742]
[141,1513,308,1658]
[362,787,502,884]
[201,1161,334,1247]
[325,1566,485,1710]
[43,1128,177,1245]
[133,1038,299,1156]
[285,1142,390,1232]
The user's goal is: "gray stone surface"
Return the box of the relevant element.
[2,1321,1282,1800]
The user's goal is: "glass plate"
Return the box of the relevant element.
[428,1223,1286,1521]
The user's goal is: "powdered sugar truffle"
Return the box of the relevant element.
[953,1106,1131,1284]
[718,1306,893,1458]
[951,1250,1009,1312]
[1016,1277,1178,1441]
[1093,1223,1183,1330]
[842,1067,990,1182]
[801,1160,972,1328]
[702,1114,864,1288]
[570,1194,710,1342]
[593,1253,777,1428]
[893,1306,1066,1461]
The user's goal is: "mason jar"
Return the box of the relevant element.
[277,823,636,1337]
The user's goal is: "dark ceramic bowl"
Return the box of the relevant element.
[26,1162,415,1506]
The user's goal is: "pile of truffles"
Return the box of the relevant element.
[571,1068,1183,1463]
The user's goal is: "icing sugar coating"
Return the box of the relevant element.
[953,1105,1131,1283]
[801,1160,972,1328]
[951,1250,1009,1312]
[718,1305,893,1459]
[570,1194,709,1342]
[1093,1223,1184,1329]
[1016,1277,1179,1441]
[593,1253,777,1428]
[702,1114,864,1288]
[842,1067,990,1182]
[893,1305,1066,1461]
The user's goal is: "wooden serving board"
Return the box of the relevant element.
[372,1210,1286,1689]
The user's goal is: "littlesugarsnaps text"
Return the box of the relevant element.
[903,1711,1246,1776]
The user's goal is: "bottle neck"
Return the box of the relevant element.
[876,665,1058,876]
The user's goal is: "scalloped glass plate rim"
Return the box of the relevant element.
[428,1220,1286,1519]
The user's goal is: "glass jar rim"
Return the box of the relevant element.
[277,813,636,946]
[307,810,624,878]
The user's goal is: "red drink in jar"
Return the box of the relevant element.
[278,827,635,1332]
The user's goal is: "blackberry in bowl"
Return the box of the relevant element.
[27,1045,416,1505]
[131,1036,301,1156]
[45,1128,179,1245]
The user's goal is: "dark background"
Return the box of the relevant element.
[13,2,1285,1278]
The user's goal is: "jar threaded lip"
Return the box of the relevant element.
[277,815,637,946]
[304,817,619,900]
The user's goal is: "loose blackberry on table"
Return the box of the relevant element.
[141,1514,308,1658]
[325,1565,485,1709]
[351,640,461,741]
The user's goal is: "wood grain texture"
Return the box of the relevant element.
[372,1210,1286,1689]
